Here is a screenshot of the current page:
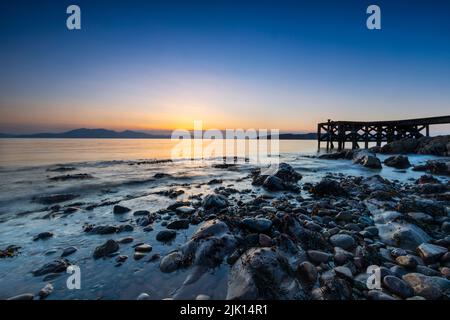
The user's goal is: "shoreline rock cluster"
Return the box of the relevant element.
[4,158,450,300]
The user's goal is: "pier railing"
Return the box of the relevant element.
[317,115,450,150]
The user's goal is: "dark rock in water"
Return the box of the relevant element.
[176,206,196,215]
[402,273,450,299]
[207,179,223,185]
[113,205,131,214]
[167,219,189,230]
[38,283,54,300]
[156,230,177,242]
[136,216,150,227]
[242,218,272,233]
[415,135,450,156]
[201,194,229,211]
[47,166,76,172]
[226,247,306,300]
[396,198,446,216]
[353,150,382,169]
[32,259,70,276]
[116,255,128,263]
[49,173,93,181]
[0,245,21,258]
[117,224,134,233]
[154,173,172,179]
[329,234,355,250]
[415,183,448,194]
[118,237,133,244]
[412,160,449,176]
[310,178,346,196]
[382,275,414,298]
[416,243,448,264]
[133,210,150,216]
[251,163,302,192]
[33,232,53,241]
[135,244,153,253]
[380,138,419,154]
[61,246,77,257]
[86,225,118,235]
[415,175,440,185]
[384,155,411,169]
[7,293,34,300]
[395,255,418,269]
[33,194,78,205]
[160,251,183,273]
[93,240,119,259]
[318,150,354,160]
[258,233,273,246]
[167,201,191,211]
[134,252,146,260]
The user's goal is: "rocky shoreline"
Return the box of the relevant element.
[1,138,450,300]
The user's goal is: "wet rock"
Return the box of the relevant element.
[33,232,54,241]
[116,255,128,263]
[382,275,414,298]
[49,173,93,181]
[407,212,433,223]
[397,198,446,216]
[135,244,153,253]
[252,163,302,192]
[297,261,318,283]
[118,237,133,244]
[85,225,118,234]
[137,293,151,300]
[61,246,77,257]
[160,251,183,273]
[136,216,150,227]
[7,293,34,300]
[417,243,448,264]
[226,247,305,300]
[384,155,411,169]
[176,206,196,215]
[93,240,119,259]
[196,294,211,300]
[412,159,449,175]
[403,273,450,299]
[334,247,353,265]
[113,205,131,214]
[334,266,353,280]
[201,194,229,211]
[156,230,177,242]
[167,219,190,230]
[353,150,382,169]
[117,224,134,233]
[242,218,272,233]
[133,210,150,216]
[380,138,419,154]
[416,175,440,185]
[307,250,331,264]
[329,234,355,250]
[134,252,146,260]
[310,178,346,196]
[32,259,70,276]
[38,283,54,300]
[395,255,418,269]
[33,194,78,205]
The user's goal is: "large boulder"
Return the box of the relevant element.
[201,194,229,211]
[380,138,420,154]
[412,160,450,176]
[252,163,301,192]
[416,135,450,156]
[384,155,411,169]
[93,239,119,259]
[353,150,382,169]
[226,247,306,300]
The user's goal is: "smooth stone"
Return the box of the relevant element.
[134,252,146,260]
[403,273,450,300]
[93,240,119,259]
[176,206,196,215]
[113,205,131,214]
[32,259,70,276]
[258,233,273,247]
[242,218,272,233]
[137,293,151,300]
[116,255,128,263]
[329,234,355,250]
[135,244,153,253]
[382,275,414,298]
[201,194,229,210]
[334,266,353,280]
[368,290,397,300]
[166,219,190,230]
[33,232,54,241]
[159,251,183,273]
[156,230,176,242]
[307,250,331,264]
[196,294,211,300]
[297,261,318,283]
[118,237,133,244]
[61,246,77,257]
[395,255,418,269]
[416,243,448,264]
[133,210,150,216]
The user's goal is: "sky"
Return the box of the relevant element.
[0,0,449,134]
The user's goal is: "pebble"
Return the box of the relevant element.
[297,261,318,283]
[137,293,151,300]
[38,283,54,300]
[93,240,119,259]
[329,234,355,250]
[135,244,153,253]
[242,218,272,233]
[113,205,131,214]
[61,246,77,257]
[382,275,414,298]
[307,250,331,264]
[395,255,418,269]
[156,230,177,242]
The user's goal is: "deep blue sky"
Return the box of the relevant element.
[0,0,449,133]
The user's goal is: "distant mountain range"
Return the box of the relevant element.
[0,128,317,140]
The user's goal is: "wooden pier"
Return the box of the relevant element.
[317,115,450,150]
